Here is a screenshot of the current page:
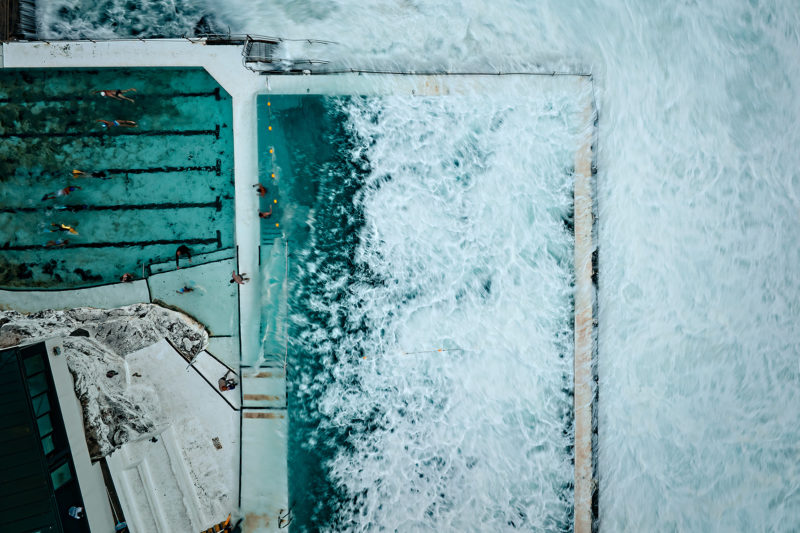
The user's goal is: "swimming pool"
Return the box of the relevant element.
[259,87,583,531]
[0,67,234,288]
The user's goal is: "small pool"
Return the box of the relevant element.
[0,67,234,288]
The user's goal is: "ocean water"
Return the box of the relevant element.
[34,1,800,532]
[275,90,582,531]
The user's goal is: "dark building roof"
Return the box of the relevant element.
[0,343,89,533]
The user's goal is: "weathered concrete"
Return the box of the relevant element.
[573,79,596,533]
[0,280,150,313]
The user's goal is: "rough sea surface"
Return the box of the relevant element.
[35,1,800,531]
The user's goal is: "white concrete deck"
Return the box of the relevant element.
[45,338,116,533]
[0,280,149,312]
[109,339,239,533]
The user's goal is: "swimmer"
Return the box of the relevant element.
[258,206,273,219]
[56,204,89,212]
[253,183,267,197]
[176,285,195,294]
[92,88,136,103]
[230,271,250,285]
[45,239,68,248]
[51,223,78,235]
[42,185,81,201]
[72,169,108,179]
[175,245,192,269]
[120,273,134,282]
[97,119,137,129]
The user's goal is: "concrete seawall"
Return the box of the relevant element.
[574,79,598,533]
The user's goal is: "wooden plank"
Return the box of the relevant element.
[243,412,284,419]
[243,394,281,402]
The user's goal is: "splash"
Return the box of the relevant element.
[287,91,581,531]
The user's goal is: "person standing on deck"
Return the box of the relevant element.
[230,271,250,285]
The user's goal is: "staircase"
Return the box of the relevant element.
[106,427,208,533]
[240,365,289,532]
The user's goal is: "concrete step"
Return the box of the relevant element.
[148,247,235,275]
[241,369,286,409]
[108,430,206,533]
[241,408,289,532]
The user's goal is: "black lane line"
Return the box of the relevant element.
[0,124,220,140]
[67,159,222,177]
[97,159,223,176]
[0,87,222,104]
[0,197,222,213]
[2,237,218,251]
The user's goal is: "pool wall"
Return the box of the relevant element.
[1,39,599,533]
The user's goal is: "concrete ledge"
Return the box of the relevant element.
[0,280,150,312]
[573,79,597,533]
[45,338,115,533]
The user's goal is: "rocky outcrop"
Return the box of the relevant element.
[63,336,166,459]
[0,303,209,459]
[0,303,208,360]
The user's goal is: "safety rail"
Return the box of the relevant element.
[241,35,332,73]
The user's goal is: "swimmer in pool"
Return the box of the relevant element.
[45,239,68,247]
[258,206,273,219]
[55,204,89,212]
[51,223,78,235]
[42,185,81,201]
[253,183,267,197]
[175,245,192,269]
[97,119,137,129]
[72,169,108,179]
[92,88,136,103]
[176,285,195,294]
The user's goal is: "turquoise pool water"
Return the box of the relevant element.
[258,94,362,530]
[255,95,349,366]
[0,68,234,288]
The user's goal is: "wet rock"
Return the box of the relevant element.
[0,303,209,459]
